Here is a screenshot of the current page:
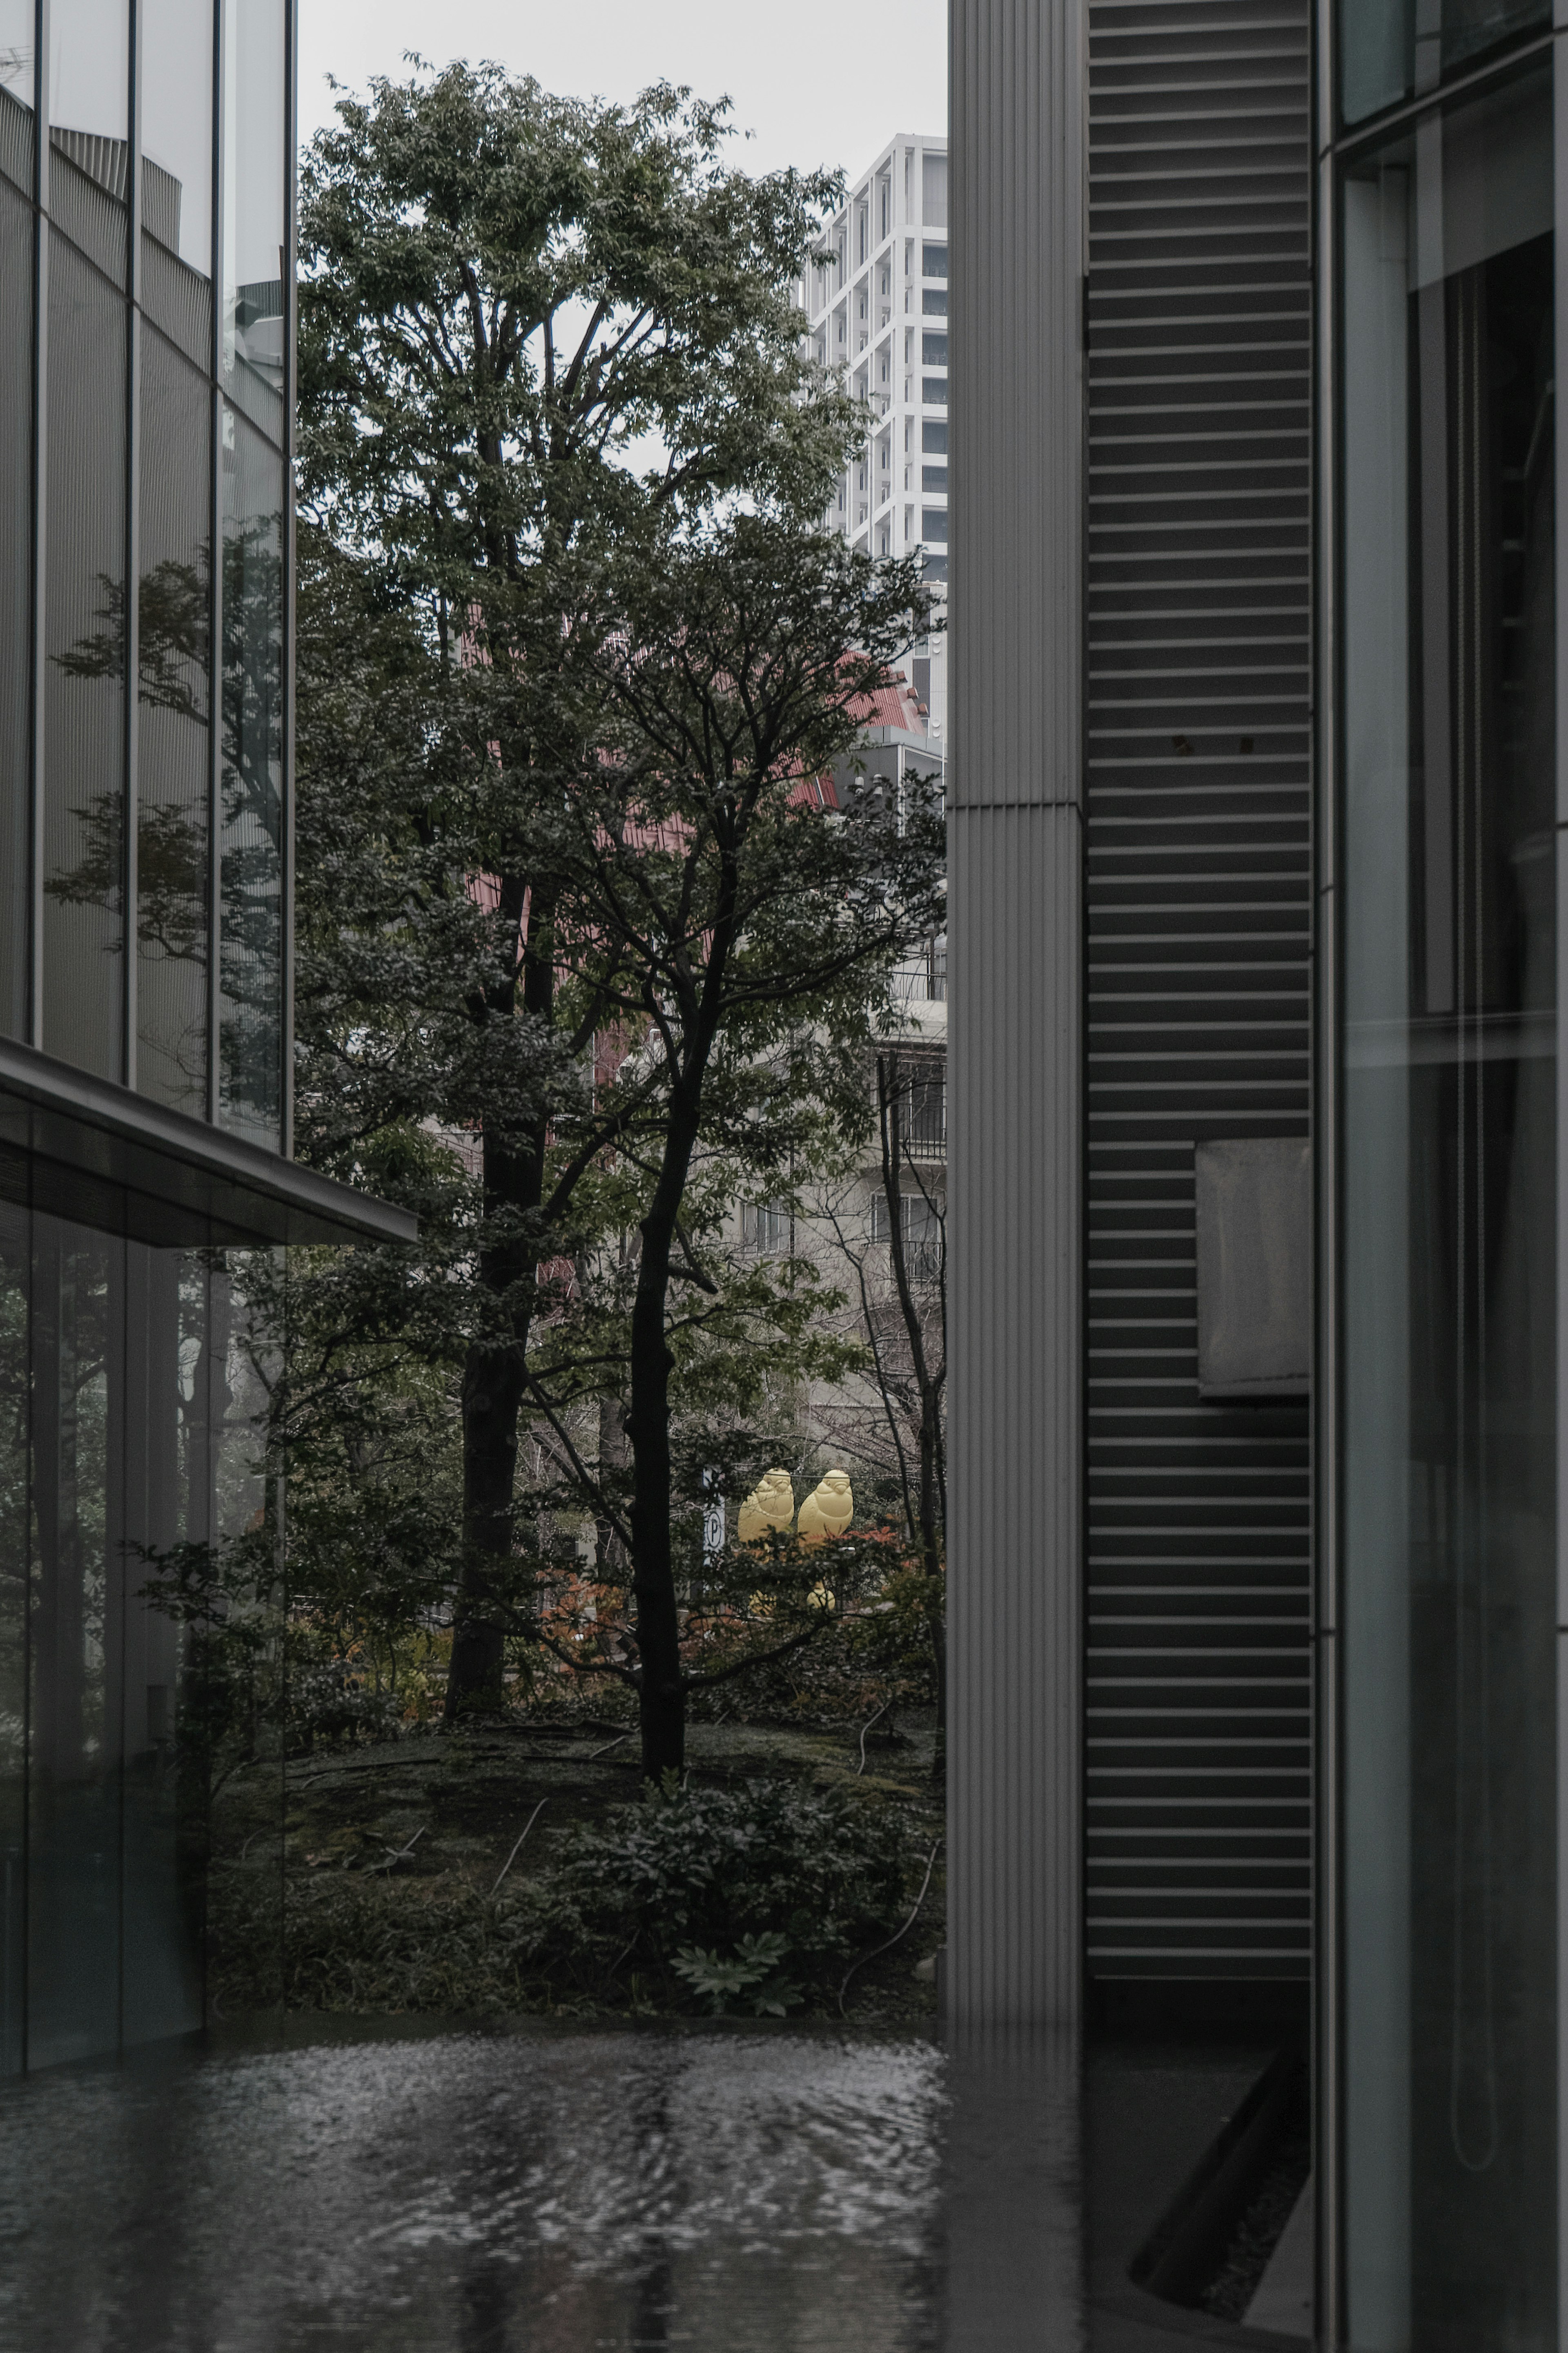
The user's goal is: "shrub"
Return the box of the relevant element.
[505,1774,918,2008]
[205,1773,923,2018]
[288,1656,404,1749]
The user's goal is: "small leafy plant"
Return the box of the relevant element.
[504,1773,918,2010]
[671,1931,802,2016]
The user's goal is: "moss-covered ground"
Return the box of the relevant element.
[209,1709,944,2026]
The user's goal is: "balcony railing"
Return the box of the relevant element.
[880,1057,945,1161]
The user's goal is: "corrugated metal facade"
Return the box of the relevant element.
[947,0,1086,2025]
[1083,0,1313,1979]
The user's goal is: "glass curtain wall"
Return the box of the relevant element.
[1343,0,1552,127]
[218,0,285,1149]
[138,0,216,1120]
[0,6,33,1045]
[41,0,129,1084]
[1336,51,1557,2353]
[0,1152,273,2075]
[0,0,289,1150]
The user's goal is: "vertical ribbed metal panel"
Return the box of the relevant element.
[948,0,1085,2027]
[1084,0,1312,1979]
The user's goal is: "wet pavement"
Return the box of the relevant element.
[0,2021,1090,2352]
[0,2020,1285,2351]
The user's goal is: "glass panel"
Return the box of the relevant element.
[119,1241,200,2048]
[140,0,209,274]
[1342,0,1551,128]
[0,1182,250,2074]
[218,404,282,1148]
[27,1211,118,2071]
[0,162,31,1039]
[0,0,36,187]
[0,1168,27,2079]
[220,0,283,445]
[140,0,213,366]
[42,231,125,1083]
[200,1248,282,2010]
[138,326,210,1117]
[47,0,128,285]
[1340,67,1556,2351]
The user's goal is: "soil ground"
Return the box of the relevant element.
[211,1708,945,2025]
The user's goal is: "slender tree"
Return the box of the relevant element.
[526,513,944,1776]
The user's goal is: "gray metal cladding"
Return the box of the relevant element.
[950,0,1083,813]
[948,0,1085,2025]
[1085,0,1312,1978]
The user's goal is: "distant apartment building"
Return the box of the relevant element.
[803,135,949,744]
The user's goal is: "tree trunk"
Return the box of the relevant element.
[445,872,551,1720]
[876,1052,948,1773]
[449,1318,526,1713]
[917,1385,946,1737]
[628,1176,688,1783]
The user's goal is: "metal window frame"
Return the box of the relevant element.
[1316,21,1568,2346]
[123,0,142,1093]
[206,0,222,1125]
[27,0,47,1051]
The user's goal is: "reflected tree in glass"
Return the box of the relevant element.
[0,1184,27,2076]
[46,474,285,1144]
[219,411,284,1149]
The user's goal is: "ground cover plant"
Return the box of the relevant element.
[207,1718,942,2024]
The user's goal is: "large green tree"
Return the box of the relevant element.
[296,63,859,1714]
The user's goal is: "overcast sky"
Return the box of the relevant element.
[298,0,947,189]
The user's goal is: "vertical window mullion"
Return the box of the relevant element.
[124,0,141,1093]
[280,0,295,1157]
[205,0,220,1126]
[28,0,48,1051]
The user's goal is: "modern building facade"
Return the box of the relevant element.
[952,0,1566,2342]
[804,133,950,741]
[0,1,411,2077]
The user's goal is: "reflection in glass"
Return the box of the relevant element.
[1340,70,1556,2351]
[0,1198,243,2079]
[120,1243,201,2050]
[46,0,128,284]
[140,0,213,366]
[43,232,125,1083]
[221,0,284,444]
[0,0,35,187]
[140,0,211,274]
[28,1212,117,2070]
[1342,0,1550,127]
[0,154,30,1039]
[0,1176,26,2079]
[220,406,283,1148]
[138,330,210,1117]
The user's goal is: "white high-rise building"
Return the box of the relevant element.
[802,134,948,745]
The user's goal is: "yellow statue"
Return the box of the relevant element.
[797,1469,854,1542]
[737,1468,795,1544]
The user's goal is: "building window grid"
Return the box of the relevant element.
[805,143,947,576]
[5,0,293,1147]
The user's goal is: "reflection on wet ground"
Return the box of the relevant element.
[0,2023,1094,2353]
